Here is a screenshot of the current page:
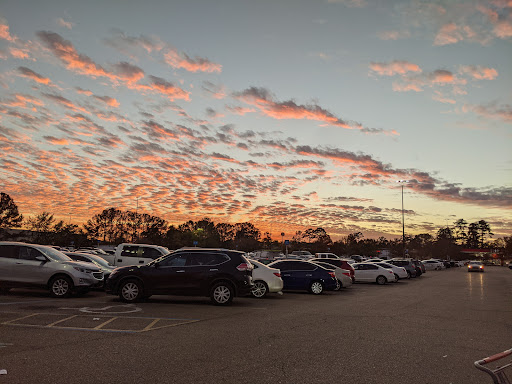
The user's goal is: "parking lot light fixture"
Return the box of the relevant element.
[397,180,409,258]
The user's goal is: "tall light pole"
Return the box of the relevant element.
[397,180,408,258]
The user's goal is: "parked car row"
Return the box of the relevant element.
[3,242,483,306]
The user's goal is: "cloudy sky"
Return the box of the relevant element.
[1,0,511,240]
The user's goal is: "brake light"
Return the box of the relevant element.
[236,263,252,271]
[273,272,281,277]
[342,272,351,277]
[328,272,336,278]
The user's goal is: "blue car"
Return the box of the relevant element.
[267,260,337,294]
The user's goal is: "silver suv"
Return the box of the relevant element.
[0,242,104,297]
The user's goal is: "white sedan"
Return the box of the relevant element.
[351,262,397,284]
[312,261,353,289]
[373,262,408,280]
[422,260,444,270]
[249,259,284,298]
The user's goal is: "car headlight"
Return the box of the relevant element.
[73,266,86,273]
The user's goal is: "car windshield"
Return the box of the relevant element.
[85,254,113,268]
[39,246,73,261]
[378,263,392,268]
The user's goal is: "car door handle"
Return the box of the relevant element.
[139,260,144,263]
[117,259,122,262]
[209,269,218,271]
[283,274,290,276]
[16,262,23,264]
[176,270,185,273]
[306,274,312,277]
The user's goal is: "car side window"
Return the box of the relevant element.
[367,264,378,270]
[160,254,187,267]
[202,253,229,266]
[0,245,18,258]
[72,255,89,262]
[19,246,44,261]
[141,247,163,260]
[121,245,139,257]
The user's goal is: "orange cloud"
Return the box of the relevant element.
[18,67,51,85]
[9,47,29,59]
[460,65,498,80]
[369,60,422,76]
[164,49,222,73]
[0,22,15,42]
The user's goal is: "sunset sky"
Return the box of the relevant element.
[1,0,511,241]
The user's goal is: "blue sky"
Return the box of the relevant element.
[0,0,511,240]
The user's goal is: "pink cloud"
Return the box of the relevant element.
[0,22,15,42]
[164,49,222,73]
[369,60,422,76]
[460,65,498,80]
[9,47,29,59]
[434,23,463,46]
[56,18,73,30]
[18,67,51,85]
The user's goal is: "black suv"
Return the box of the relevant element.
[105,248,253,305]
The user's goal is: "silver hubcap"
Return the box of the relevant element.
[213,286,231,303]
[378,277,385,284]
[52,279,69,296]
[311,282,322,294]
[121,282,139,301]
[251,282,267,298]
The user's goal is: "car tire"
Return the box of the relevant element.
[394,273,399,282]
[406,271,411,279]
[210,281,234,305]
[309,281,324,295]
[49,276,73,298]
[119,279,143,303]
[251,280,268,298]
[376,275,387,285]
[336,279,342,290]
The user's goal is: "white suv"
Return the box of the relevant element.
[0,242,103,297]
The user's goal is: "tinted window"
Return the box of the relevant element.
[367,264,378,270]
[121,246,139,257]
[0,245,18,258]
[19,246,44,261]
[160,254,187,267]
[141,247,163,260]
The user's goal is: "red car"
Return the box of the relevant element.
[310,258,355,282]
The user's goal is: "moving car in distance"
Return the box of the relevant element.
[249,259,283,298]
[106,248,253,305]
[467,261,485,273]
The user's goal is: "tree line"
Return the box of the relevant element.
[0,192,510,259]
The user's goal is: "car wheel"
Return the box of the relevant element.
[309,281,324,295]
[336,279,342,290]
[211,282,234,305]
[376,275,387,285]
[119,279,143,303]
[49,276,73,298]
[251,281,268,298]
[406,271,411,279]
[394,273,399,282]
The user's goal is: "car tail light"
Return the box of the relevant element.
[273,272,281,277]
[342,272,351,277]
[236,263,252,271]
[328,272,336,278]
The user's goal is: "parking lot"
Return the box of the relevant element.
[0,266,511,384]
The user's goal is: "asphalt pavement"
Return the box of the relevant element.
[0,266,510,384]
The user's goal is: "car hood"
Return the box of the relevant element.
[63,260,101,272]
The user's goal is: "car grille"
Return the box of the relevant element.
[93,272,104,280]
